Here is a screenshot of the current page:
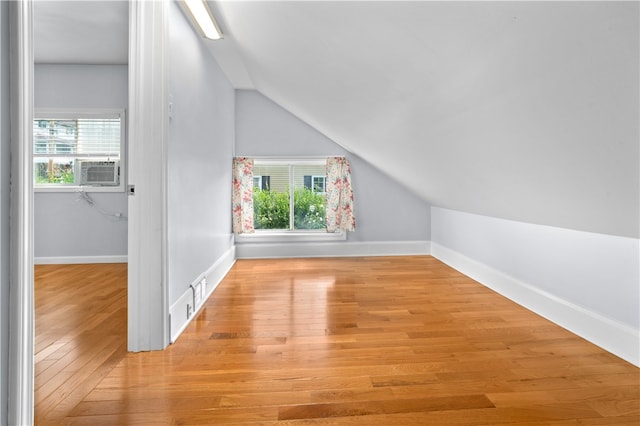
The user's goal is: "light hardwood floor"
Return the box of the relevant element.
[35,257,639,425]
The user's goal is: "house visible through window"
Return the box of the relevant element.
[33,109,125,192]
[252,160,327,231]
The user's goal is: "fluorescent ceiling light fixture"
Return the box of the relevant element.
[183,0,222,40]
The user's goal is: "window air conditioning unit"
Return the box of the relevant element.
[78,160,120,186]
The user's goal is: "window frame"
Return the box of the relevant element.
[33,108,126,193]
[253,175,262,190]
[311,175,326,193]
[235,158,346,243]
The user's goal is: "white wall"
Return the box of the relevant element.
[168,1,235,307]
[235,89,431,245]
[0,1,9,422]
[431,207,640,365]
[34,64,128,262]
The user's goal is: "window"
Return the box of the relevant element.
[33,109,125,192]
[233,156,353,241]
[253,175,270,190]
[252,160,328,231]
[304,175,326,193]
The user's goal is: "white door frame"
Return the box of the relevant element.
[8,1,34,424]
[8,0,169,421]
[127,0,170,352]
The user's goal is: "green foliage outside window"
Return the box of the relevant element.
[34,162,75,184]
[253,188,326,230]
[253,189,290,229]
[293,188,326,229]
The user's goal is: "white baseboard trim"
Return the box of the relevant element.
[169,246,236,343]
[431,242,640,367]
[34,255,128,265]
[236,240,431,259]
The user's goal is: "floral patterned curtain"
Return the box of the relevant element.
[232,157,254,234]
[325,157,356,233]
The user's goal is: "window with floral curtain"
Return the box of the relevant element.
[325,157,355,233]
[232,157,254,234]
[233,156,355,236]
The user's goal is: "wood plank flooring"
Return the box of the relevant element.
[35,256,639,425]
[35,263,128,425]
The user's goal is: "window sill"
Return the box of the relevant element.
[235,230,346,244]
[35,185,125,193]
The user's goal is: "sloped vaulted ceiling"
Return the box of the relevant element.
[208,1,639,238]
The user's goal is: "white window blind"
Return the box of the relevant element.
[33,115,121,158]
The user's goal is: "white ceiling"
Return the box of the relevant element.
[34,0,128,64]
[208,1,639,238]
[32,1,640,238]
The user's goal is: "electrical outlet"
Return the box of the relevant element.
[187,303,192,318]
